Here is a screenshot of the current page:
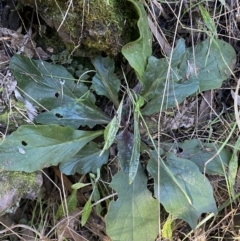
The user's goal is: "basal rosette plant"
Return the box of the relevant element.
[1,0,236,240]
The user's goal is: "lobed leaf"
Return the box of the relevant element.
[10,54,95,109]
[140,56,168,100]
[178,139,230,175]
[106,167,158,241]
[10,55,110,128]
[147,152,217,229]
[59,142,109,175]
[141,38,236,114]
[192,38,236,92]
[91,56,120,108]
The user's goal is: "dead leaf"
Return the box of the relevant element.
[0,27,49,59]
[57,209,86,241]
[164,98,196,130]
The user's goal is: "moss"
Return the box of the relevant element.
[0,171,42,215]
[19,0,134,57]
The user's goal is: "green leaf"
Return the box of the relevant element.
[140,56,168,100]
[101,99,124,155]
[170,38,186,64]
[178,139,230,175]
[142,76,198,114]
[71,183,91,189]
[128,125,140,183]
[59,142,109,175]
[81,199,92,226]
[141,39,186,100]
[106,167,158,241]
[162,214,175,239]
[128,98,142,184]
[9,54,94,110]
[0,125,103,172]
[141,38,236,114]
[9,55,109,128]
[141,41,198,114]
[92,183,102,215]
[91,56,120,108]
[35,102,110,129]
[55,189,78,220]
[228,136,240,199]
[89,173,102,215]
[147,152,217,229]
[189,38,236,92]
[121,0,152,80]
[199,4,217,38]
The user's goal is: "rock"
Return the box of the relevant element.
[19,0,133,57]
[0,171,42,216]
